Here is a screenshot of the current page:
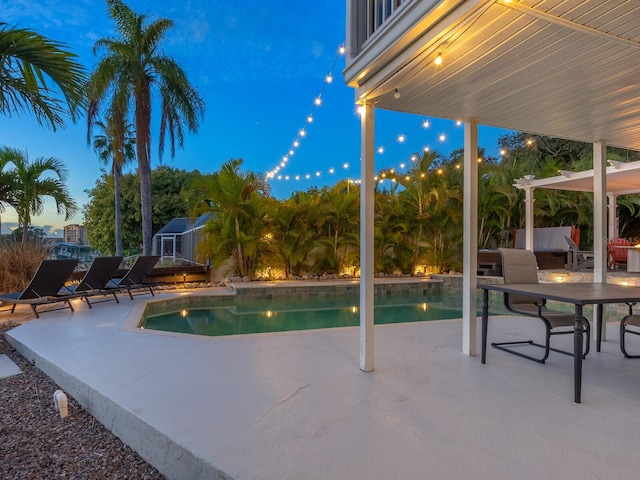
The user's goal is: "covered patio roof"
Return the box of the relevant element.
[346,0,640,151]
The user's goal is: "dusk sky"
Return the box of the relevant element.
[1,0,510,235]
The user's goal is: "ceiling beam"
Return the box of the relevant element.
[501,0,640,49]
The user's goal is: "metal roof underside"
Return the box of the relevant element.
[354,0,640,151]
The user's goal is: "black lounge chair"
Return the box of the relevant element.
[107,255,162,299]
[0,259,79,318]
[491,248,590,363]
[62,256,124,307]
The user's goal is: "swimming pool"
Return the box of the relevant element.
[140,293,504,337]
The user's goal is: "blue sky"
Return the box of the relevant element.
[1,0,510,235]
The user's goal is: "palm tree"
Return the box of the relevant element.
[0,23,86,130]
[0,147,77,245]
[313,181,360,275]
[0,148,17,236]
[91,111,135,255]
[87,0,205,255]
[191,159,269,277]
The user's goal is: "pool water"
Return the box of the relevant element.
[140,293,503,337]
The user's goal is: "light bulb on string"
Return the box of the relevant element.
[325,73,333,83]
[434,53,443,66]
[339,45,346,54]
[314,97,322,106]
[307,115,313,123]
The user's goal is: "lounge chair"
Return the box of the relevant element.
[491,248,590,363]
[62,256,124,307]
[0,259,79,318]
[565,236,594,271]
[107,255,162,299]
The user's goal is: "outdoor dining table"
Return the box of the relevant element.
[478,282,640,403]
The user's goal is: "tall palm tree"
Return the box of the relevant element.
[91,110,135,255]
[0,147,77,245]
[0,23,86,130]
[87,0,205,255]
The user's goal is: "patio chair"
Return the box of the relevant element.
[107,255,162,299]
[608,237,631,270]
[565,236,594,271]
[0,259,79,318]
[619,304,640,358]
[62,256,124,307]
[492,248,590,363]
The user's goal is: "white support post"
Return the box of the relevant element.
[593,142,607,283]
[594,142,608,342]
[524,187,535,251]
[462,119,478,356]
[607,193,618,239]
[360,103,375,372]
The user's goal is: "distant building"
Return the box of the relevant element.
[63,224,88,245]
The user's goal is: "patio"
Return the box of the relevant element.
[5,289,640,479]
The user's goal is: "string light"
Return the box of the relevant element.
[266,43,346,179]
[263,42,504,185]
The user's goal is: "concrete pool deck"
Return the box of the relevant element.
[5,287,640,479]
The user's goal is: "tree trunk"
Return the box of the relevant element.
[113,164,123,256]
[135,87,152,256]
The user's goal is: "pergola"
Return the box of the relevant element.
[344,0,640,368]
[515,159,640,245]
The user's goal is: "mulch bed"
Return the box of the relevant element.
[0,319,166,479]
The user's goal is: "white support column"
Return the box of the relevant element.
[593,142,607,283]
[462,119,478,356]
[594,142,608,342]
[360,103,375,372]
[607,193,618,239]
[524,187,535,251]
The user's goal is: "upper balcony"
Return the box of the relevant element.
[344,0,488,97]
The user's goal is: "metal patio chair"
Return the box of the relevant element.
[491,248,590,363]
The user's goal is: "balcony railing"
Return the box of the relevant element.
[349,0,411,57]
